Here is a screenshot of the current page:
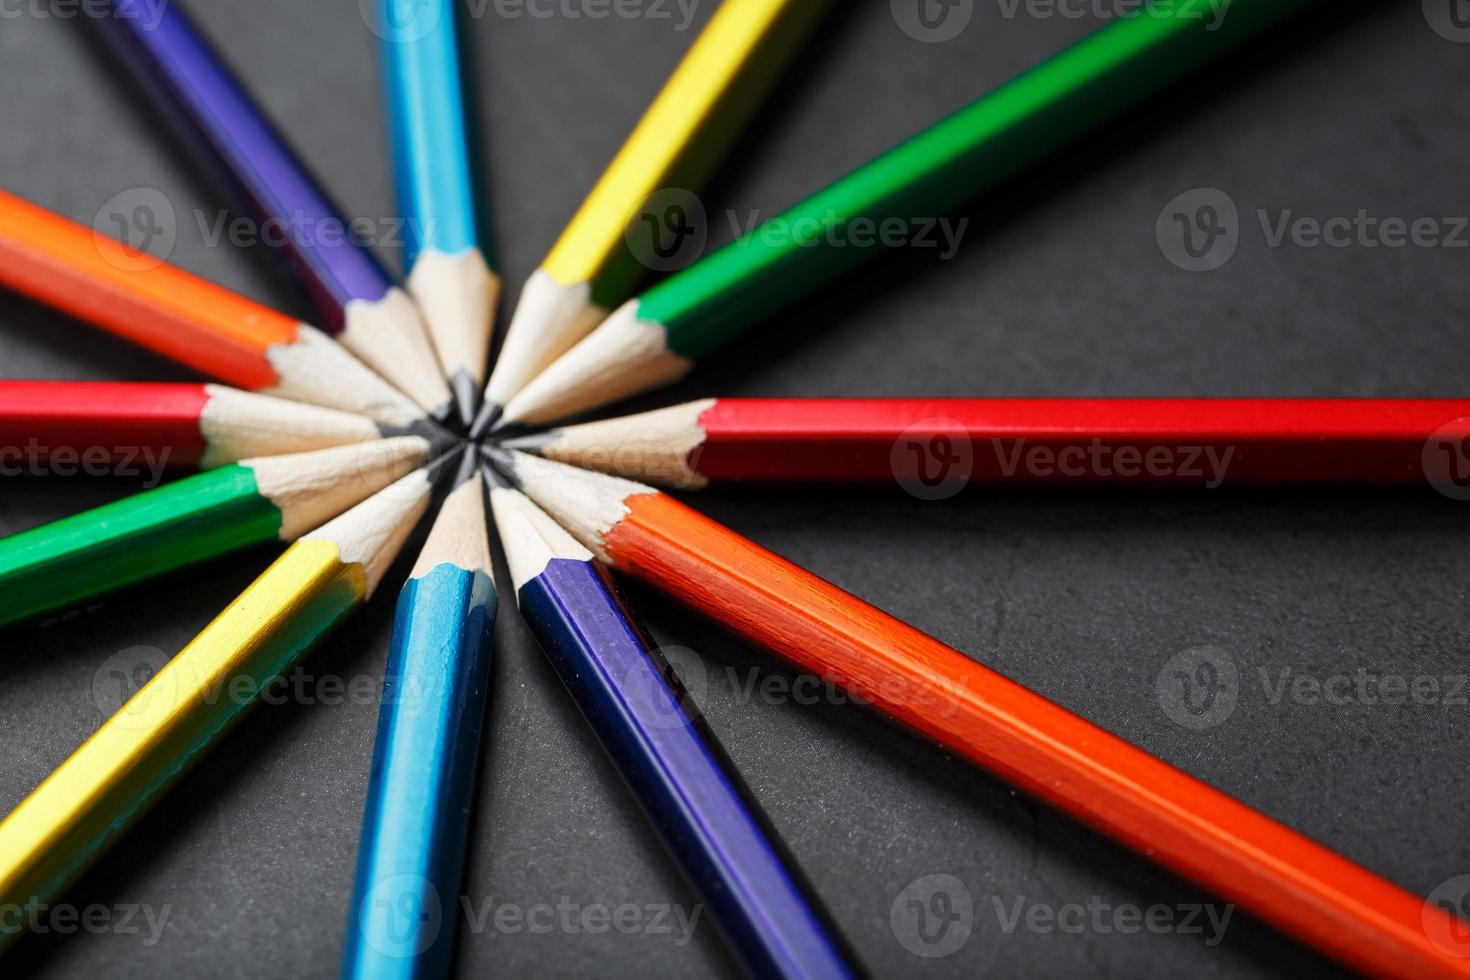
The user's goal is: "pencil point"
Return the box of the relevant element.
[469,400,502,441]
[450,371,481,431]
[499,432,554,455]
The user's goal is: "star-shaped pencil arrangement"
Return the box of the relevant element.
[1,0,1468,976]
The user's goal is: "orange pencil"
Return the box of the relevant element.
[495,449,1470,980]
[0,190,426,429]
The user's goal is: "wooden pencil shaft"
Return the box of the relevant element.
[0,465,279,629]
[516,556,853,980]
[0,381,209,468]
[343,562,496,977]
[0,542,365,937]
[0,438,427,627]
[599,491,1470,979]
[0,190,296,390]
[643,0,1313,359]
[701,398,1467,484]
[91,0,394,325]
[543,0,833,307]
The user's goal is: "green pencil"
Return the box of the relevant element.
[0,437,430,627]
[498,0,1314,428]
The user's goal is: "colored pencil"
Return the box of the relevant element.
[488,477,855,980]
[377,0,499,427]
[495,450,1470,980]
[0,466,436,949]
[0,381,388,473]
[91,0,455,419]
[474,0,833,433]
[510,397,1470,489]
[496,0,1314,428]
[0,436,429,628]
[343,468,497,978]
[0,190,429,429]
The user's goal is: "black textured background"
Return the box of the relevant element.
[3,1,1469,977]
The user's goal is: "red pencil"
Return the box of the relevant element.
[510,397,1470,489]
[496,449,1470,980]
[0,381,388,474]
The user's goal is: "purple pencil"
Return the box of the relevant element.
[488,467,856,980]
[90,0,455,421]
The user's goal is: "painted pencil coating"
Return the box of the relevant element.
[499,0,1315,427]
[0,464,278,629]
[504,454,1470,979]
[91,0,453,416]
[378,0,500,415]
[0,191,428,427]
[0,541,366,945]
[0,438,429,627]
[493,486,852,979]
[478,0,831,424]
[522,397,1470,487]
[344,479,497,978]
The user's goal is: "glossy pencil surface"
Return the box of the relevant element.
[378,0,499,418]
[0,191,427,426]
[0,469,434,949]
[499,0,1316,427]
[523,397,1470,487]
[492,486,853,980]
[0,438,428,628]
[0,542,367,942]
[0,381,385,471]
[505,454,1470,980]
[92,0,453,415]
[343,476,497,978]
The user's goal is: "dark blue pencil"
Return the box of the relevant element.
[343,470,497,978]
[487,472,855,980]
[91,0,455,421]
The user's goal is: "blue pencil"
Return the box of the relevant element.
[343,470,497,978]
[377,0,499,427]
[487,471,855,980]
[91,0,456,421]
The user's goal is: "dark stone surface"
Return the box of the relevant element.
[1,1,1467,977]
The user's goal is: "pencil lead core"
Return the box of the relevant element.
[468,400,502,441]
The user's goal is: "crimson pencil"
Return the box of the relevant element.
[510,398,1470,489]
[496,450,1470,980]
[0,381,386,473]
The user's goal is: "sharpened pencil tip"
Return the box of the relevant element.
[500,432,555,455]
[480,460,513,491]
[469,400,502,440]
[450,371,480,431]
[482,446,519,487]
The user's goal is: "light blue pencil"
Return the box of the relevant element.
[342,470,497,978]
[377,0,500,426]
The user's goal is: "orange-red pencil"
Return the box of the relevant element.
[0,190,425,429]
[495,449,1470,980]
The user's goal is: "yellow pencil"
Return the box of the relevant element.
[0,463,440,949]
[474,0,832,433]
